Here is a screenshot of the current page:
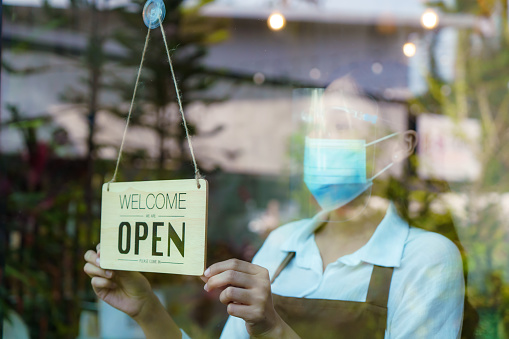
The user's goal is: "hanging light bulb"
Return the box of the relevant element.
[268,12,286,31]
[421,9,439,29]
[403,42,417,57]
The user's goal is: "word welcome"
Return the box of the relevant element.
[118,221,185,257]
[119,193,186,210]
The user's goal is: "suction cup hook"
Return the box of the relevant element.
[143,0,166,29]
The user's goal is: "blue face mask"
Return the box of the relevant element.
[303,133,398,211]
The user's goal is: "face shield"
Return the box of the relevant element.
[290,85,399,223]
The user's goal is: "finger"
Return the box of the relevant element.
[96,243,101,257]
[91,276,117,290]
[205,270,255,291]
[226,303,259,323]
[84,250,100,266]
[200,275,208,283]
[205,259,259,278]
[84,263,113,279]
[219,286,253,306]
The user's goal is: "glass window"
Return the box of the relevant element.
[2,0,508,338]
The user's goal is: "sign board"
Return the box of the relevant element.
[417,113,481,182]
[100,179,208,276]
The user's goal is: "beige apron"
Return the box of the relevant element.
[270,252,393,339]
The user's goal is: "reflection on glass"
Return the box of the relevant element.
[3,0,508,337]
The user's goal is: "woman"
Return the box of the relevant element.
[84,83,465,338]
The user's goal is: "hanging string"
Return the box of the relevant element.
[107,28,151,191]
[159,17,202,189]
[107,19,203,191]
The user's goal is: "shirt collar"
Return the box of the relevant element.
[279,202,409,268]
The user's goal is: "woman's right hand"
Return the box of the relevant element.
[84,244,154,319]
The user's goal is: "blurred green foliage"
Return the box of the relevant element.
[409,1,509,337]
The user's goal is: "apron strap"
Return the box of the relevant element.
[271,252,394,309]
[366,266,394,308]
[270,252,296,284]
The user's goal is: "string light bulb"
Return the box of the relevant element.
[403,42,416,57]
[421,9,439,29]
[268,12,286,31]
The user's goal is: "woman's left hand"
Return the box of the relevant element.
[202,259,284,337]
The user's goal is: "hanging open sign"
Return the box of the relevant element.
[100,179,208,276]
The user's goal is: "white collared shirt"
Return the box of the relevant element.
[218,203,465,339]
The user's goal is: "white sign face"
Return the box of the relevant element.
[417,113,481,182]
[100,179,208,276]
